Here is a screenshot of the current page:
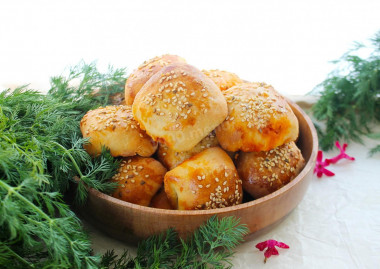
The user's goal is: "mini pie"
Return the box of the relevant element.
[125,54,186,105]
[215,82,299,152]
[156,131,219,170]
[111,156,167,206]
[202,69,243,91]
[164,147,243,210]
[150,187,174,210]
[236,141,305,199]
[132,63,228,152]
[80,105,157,157]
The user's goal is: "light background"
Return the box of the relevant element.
[0,0,379,95]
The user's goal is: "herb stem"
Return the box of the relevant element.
[51,141,85,179]
[2,244,35,269]
[1,134,46,182]
[0,180,77,258]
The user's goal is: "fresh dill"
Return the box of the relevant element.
[311,30,380,154]
[0,62,125,268]
[99,216,248,269]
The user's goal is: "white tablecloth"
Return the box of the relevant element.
[84,97,380,269]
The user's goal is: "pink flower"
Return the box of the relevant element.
[256,239,289,263]
[326,141,355,164]
[314,150,335,178]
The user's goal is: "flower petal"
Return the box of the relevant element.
[322,168,335,177]
[317,150,323,162]
[264,246,279,258]
[275,242,290,249]
[335,141,342,150]
[255,241,268,251]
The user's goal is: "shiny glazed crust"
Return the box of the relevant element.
[124,54,186,105]
[111,156,167,206]
[236,141,305,199]
[215,82,299,152]
[202,69,243,91]
[156,131,219,170]
[132,63,228,152]
[164,147,243,210]
[80,105,157,157]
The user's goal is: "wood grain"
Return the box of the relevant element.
[79,100,318,244]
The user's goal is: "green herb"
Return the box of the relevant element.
[49,61,127,109]
[311,30,380,154]
[0,62,125,268]
[100,216,249,269]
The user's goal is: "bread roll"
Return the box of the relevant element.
[132,63,228,152]
[236,142,305,199]
[157,131,219,170]
[111,156,167,206]
[80,105,157,157]
[150,188,174,210]
[215,82,299,152]
[125,54,186,105]
[202,69,243,91]
[164,147,243,210]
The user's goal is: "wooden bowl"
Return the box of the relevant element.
[79,101,318,244]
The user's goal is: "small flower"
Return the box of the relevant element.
[256,239,289,263]
[326,141,355,164]
[314,150,335,178]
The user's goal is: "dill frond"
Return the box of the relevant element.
[311,30,380,153]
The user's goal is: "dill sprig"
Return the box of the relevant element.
[0,62,125,268]
[311,30,380,154]
[100,216,249,269]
